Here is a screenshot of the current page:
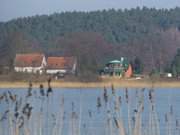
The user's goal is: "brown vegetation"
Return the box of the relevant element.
[0,77,180,88]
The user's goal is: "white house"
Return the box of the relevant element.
[46,56,77,75]
[14,53,46,74]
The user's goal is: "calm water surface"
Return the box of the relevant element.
[0,87,180,135]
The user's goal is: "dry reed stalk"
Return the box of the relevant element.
[107,86,115,135]
[167,109,173,135]
[6,100,10,135]
[147,89,160,135]
[38,111,43,135]
[135,89,145,135]
[69,102,75,135]
[53,96,64,135]
[153,111,160,135]
[30,91,36,135]
[9,112,14,135]
[78,90,82,135]
[71,112,79,135]
[24,113,31,135]
[103,87,109,135]
[46,96,50,135]
[128,101,132,135]
[97,96,102,113]
[68,112,71,135]
[133,103,143,135]
[148,102,160,135]
[46,78,53,135]
[59,97,64,135]
[15,121,19,135]
[32,114,38,135]
[7,100,14,135]
[168,89,173,135]
[164,113,169,135]
[114,91,125,135]
[0,113,2,135]
[107,111,113,135]
[176,120,180,135]
[24,127,30,135]
[111,84,115,95]
[39,84,45,135]
[71,117,74,135]
[24,119,30,135]
[125,88,132,135]
[49,96,55,135]
[28,110,33,135]
[142,127,148,135]
[86,110,93,135]
[15,127,19,135]
[108,85,122,135]
[37,104,42,135]
[103,86,108,106]
[116,119,126,135]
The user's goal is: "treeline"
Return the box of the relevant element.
[1,7,180,76]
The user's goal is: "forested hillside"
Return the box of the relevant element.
[1,7,180,75]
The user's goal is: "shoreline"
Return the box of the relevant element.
[0,80,180,89]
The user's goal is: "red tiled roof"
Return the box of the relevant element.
[14,53,44,67]
[47,57,76,69]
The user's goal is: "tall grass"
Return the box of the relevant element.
[0,83,179,135]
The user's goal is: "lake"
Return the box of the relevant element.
[0,87,180,135]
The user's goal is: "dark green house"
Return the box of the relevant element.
[100,57,131,77]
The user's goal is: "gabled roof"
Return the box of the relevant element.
[14,53,44,67]
[47,56,76,70]
[109,60,122,64]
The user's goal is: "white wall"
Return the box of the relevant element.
[46,69,66,74]
[14,67,43,74]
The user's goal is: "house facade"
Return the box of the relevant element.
[14,53,46,74]
[46,56,77,75]
[100,57,133,77]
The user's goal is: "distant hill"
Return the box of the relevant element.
[1,7,180,74]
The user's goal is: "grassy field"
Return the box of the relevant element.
[0,78,180,88]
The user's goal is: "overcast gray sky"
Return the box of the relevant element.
[0,0,180,22]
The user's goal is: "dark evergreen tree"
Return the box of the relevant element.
[171,49,180,77]
[133,57,143,74]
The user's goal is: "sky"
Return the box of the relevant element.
[0,0,180,22]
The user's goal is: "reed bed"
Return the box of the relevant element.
[0,81,179,135]
[1,79,180,88]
